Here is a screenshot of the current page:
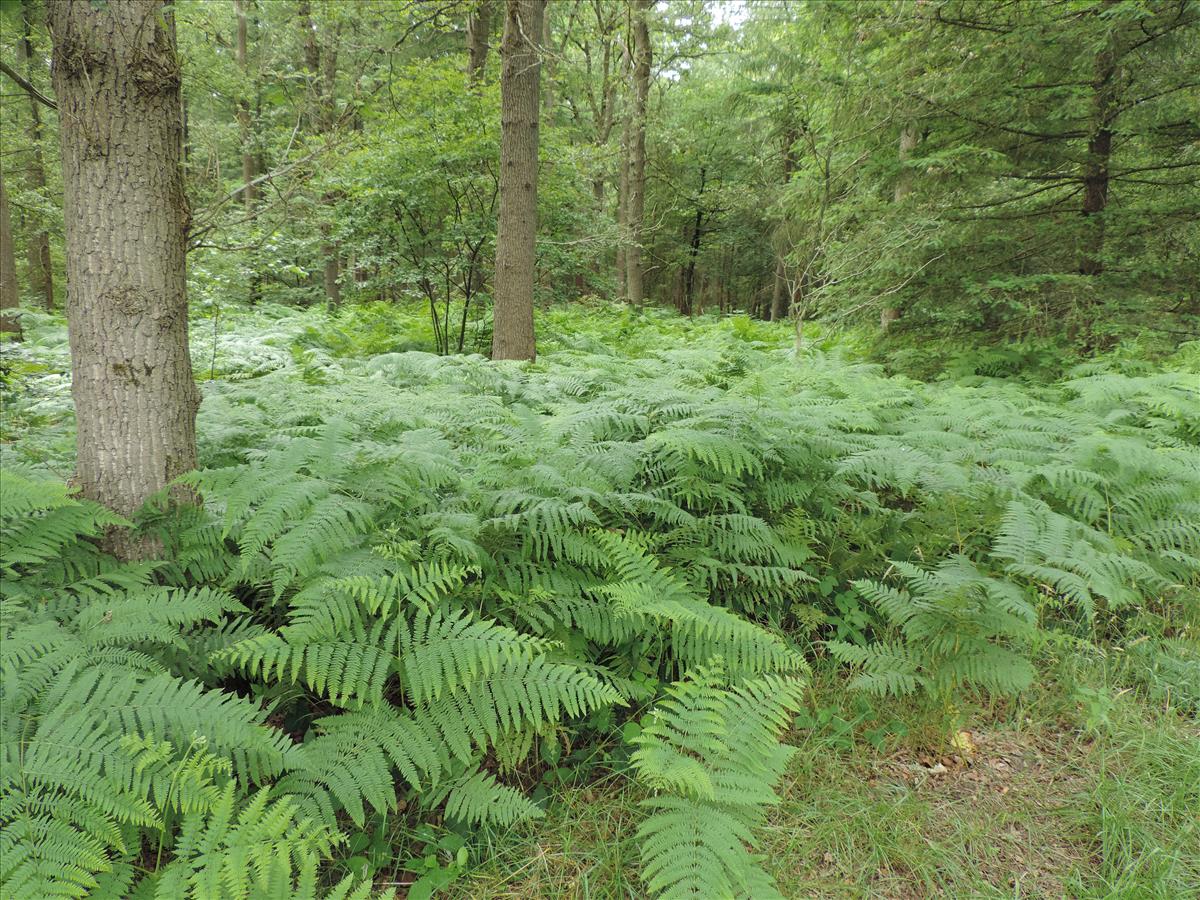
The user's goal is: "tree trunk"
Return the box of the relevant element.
[769,126,799,321]
[769,256,788,321]
[299,0,340,306]
[893,124,918,203]
[234,0,256,211]
[48,0,200,557]
[0,166,21,339]
[882,124,919,329]
[614,36,632,298]
[1080,38,1117,277]
[540,2,555,118]
[625,0,651,305]
[682,165,706,316]
[492,0,544,362]
[19,1,55,310]
[467,0,493,83]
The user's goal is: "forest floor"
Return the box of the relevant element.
[3,300,1197,899]
[454,655,1200,899]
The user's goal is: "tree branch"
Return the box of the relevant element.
[0,59,56,110]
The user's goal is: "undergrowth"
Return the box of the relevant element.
[1,301,1196,898]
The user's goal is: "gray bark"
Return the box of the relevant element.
[48,0,200,557]
[492,0,544,361]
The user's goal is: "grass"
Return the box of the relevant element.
[448,648,1200,899]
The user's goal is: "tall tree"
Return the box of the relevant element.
[625,0,652,305]
[615,34,632,296]
[298,0,341,306]
[234,0,257,212]
[466,0,493,84]
[769,124,799,322]
[0,165,21,339]
[491,0,544,361]
[881,122,919,330]
[1079,16,1120,277]
[18,0,55,310]
[47,0,200,557]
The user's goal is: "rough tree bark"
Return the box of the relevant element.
[466,0,493,83]
[47,0,200,557]
[881,123,919,330]
[19,1,55,310]
[0,166,21,339]
[492,0,544,362]
[625,0,651,305]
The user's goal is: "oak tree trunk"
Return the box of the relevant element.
[492,0,544,362]
[48,0,200,557]
[19,1,55,310]
[0,166,21,338]
[625,0,651,305]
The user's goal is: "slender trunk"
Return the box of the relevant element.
[467,0,493,83]
[0,166,21,338]
[492,0,544,361]
[882,124,919,330]
[19,2,55,310]
[615,35,632,297]
[234,0,256,211]
[682,165,706,316]
[464,0,493,308]
[48,0,200,557]
[625,0,651,305]
[541,2,555,118]
[893,125,918,203]
[299,1,321,125]
[1080,39,1117,277]
[769,126,799,321]
[299,1,340,306]
[769,257,788,322]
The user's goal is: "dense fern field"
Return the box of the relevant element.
[3,303,1198,899]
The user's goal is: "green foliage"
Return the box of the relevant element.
[630,666,805,899]
[828,557,1037,700]
[3,301,1197,896]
